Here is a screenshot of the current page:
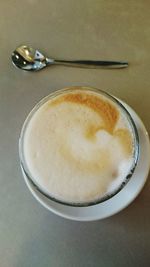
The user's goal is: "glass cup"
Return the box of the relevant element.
[19,87,139,207]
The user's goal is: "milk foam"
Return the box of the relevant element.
[23,89,135,204]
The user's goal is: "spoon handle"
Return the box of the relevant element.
[52,59,128,69]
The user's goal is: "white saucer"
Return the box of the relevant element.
[22,102,150,221]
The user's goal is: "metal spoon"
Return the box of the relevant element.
[11,45,128,71]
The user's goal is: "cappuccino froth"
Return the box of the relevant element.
[23,88,135,204]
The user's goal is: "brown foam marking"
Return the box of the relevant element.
[114,129,133,156]
[50,91,119,133]
[49,90,133,174]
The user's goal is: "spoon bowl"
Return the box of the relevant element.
[11,45,51,71]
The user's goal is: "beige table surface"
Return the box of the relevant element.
[0,1,150,266]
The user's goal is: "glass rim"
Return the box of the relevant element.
[19,86,139,207]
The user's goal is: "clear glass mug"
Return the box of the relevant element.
[19,87,139,207]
